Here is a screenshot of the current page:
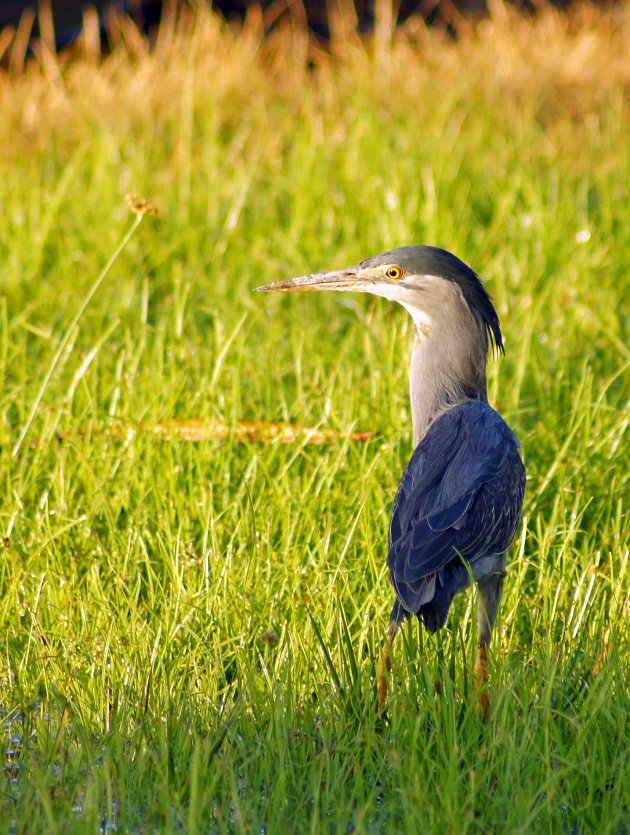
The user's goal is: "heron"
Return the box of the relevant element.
[256,245,525,716]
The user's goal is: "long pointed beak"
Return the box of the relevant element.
[255,268,375,293]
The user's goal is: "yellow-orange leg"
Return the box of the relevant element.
[474,641,490,721]
[377,621,400,716]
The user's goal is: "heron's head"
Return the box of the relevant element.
[256,245,503,355]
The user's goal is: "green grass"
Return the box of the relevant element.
[1,5,629,832]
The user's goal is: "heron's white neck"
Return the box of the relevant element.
[407,307,489,446]
[367,278,491,446]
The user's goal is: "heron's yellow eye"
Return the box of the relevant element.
[385,266,403,280]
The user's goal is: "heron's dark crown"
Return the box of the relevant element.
[359,245,504,354]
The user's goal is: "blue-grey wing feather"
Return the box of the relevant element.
[388,400,525,624]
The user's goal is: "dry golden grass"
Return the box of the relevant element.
[1,3,629,159]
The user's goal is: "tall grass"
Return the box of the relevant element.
[0,4,629,832]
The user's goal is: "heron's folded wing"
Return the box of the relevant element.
[388,401,524,597]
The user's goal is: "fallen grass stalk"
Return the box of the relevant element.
[48,418,373,444]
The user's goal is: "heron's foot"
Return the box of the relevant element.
[377,668,388,717]
[377,622,399,718]
[377,642,392,717]
[475,642,490,721]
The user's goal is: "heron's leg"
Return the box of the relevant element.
[378,600,408,715]
[475,555,507,720]
[378,619,400,716]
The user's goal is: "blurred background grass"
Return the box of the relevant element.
[0,2,629,832]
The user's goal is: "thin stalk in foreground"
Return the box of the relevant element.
[12,210,147,459]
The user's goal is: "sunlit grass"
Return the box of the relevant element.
[1,3,629,832]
